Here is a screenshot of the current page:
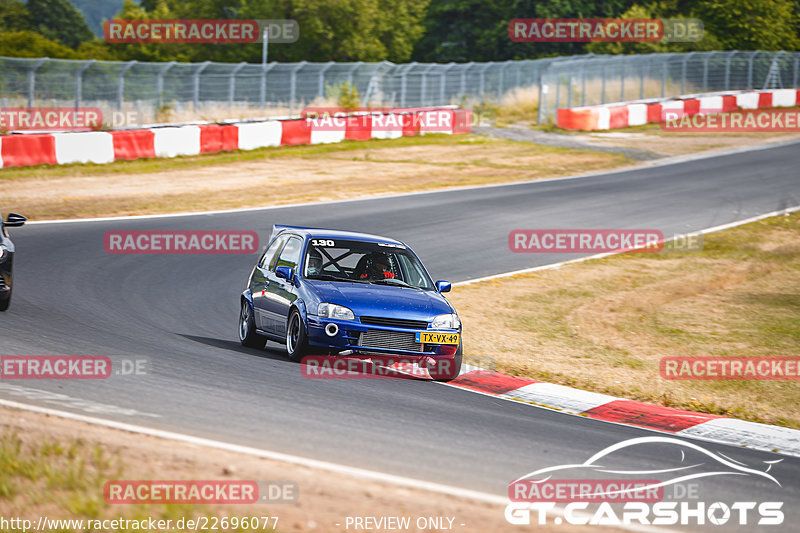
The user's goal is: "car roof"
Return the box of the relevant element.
[271,225,405,246]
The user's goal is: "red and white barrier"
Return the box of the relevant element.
[557,89,800,131]
[0,107,471,169]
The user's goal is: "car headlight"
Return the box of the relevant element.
[0,245,8,264]
[318,303,355,320]
[431,313,460,329]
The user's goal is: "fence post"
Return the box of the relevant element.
[27,58,47,108]
[747,51,760,90]
[290,61,308,115]
[479,63,492,101]
[420,64,436,106]
[601,60,606,104]
[724,51,735,90]
[400,62,417,107]
[620,57,625,101]
[74,59,96,110]
[639,57,645,99]
[794,53,799,90]
[460,62,474,98]
[117,60,137,111]
[681,52,695,94]
[702,51,716,92]
[661,55,668,97]
[537,62,547,124]
[156,61,176,111]
[318,61,334,100]
[193,61,211,111]
[441,62,456,105]
[228,62,247,106]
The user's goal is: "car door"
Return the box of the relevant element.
[251,234,288,332]
[263,236,303,336]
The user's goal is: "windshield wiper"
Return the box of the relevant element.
[309,274,368,284]
[369,278,422,289]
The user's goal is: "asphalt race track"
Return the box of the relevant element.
[2,141,800,530]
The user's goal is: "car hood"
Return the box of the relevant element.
[308,281,453,320]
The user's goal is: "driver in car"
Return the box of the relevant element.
[307,248,324,277]
[360,253,395,280]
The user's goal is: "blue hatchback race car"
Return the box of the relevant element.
[239,225,462,381]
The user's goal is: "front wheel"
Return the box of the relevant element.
[285,309,309,362]
[0,291,10,312]
[428,342,463,382]
[239,300,266,349]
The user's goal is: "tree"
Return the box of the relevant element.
[0,0,30,33]
[27,0,95,48]
[691,0,800,50]
[0,30,79,58]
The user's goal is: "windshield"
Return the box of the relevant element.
[303,238,434,290]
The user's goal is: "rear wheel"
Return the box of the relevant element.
[428,342,463,382]
[239,300,266,349]
[286,309,309,362]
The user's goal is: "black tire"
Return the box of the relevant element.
[238,300,266,349]
[0,291,10,312]
[285,309,309,362]
[428,342,463,382]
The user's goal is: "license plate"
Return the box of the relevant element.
[416,331,460,345]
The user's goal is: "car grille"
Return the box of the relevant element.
[360,316,429,329]
[359,330,422,352]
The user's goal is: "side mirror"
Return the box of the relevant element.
[435,280,451,293]
[275,266,293,281]
[4,213,26,227]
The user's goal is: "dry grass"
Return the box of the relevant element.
[0,135,629,220]
[449,212,800,428]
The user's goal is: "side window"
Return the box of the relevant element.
[259,235,288,269]
[275,237,302,271]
